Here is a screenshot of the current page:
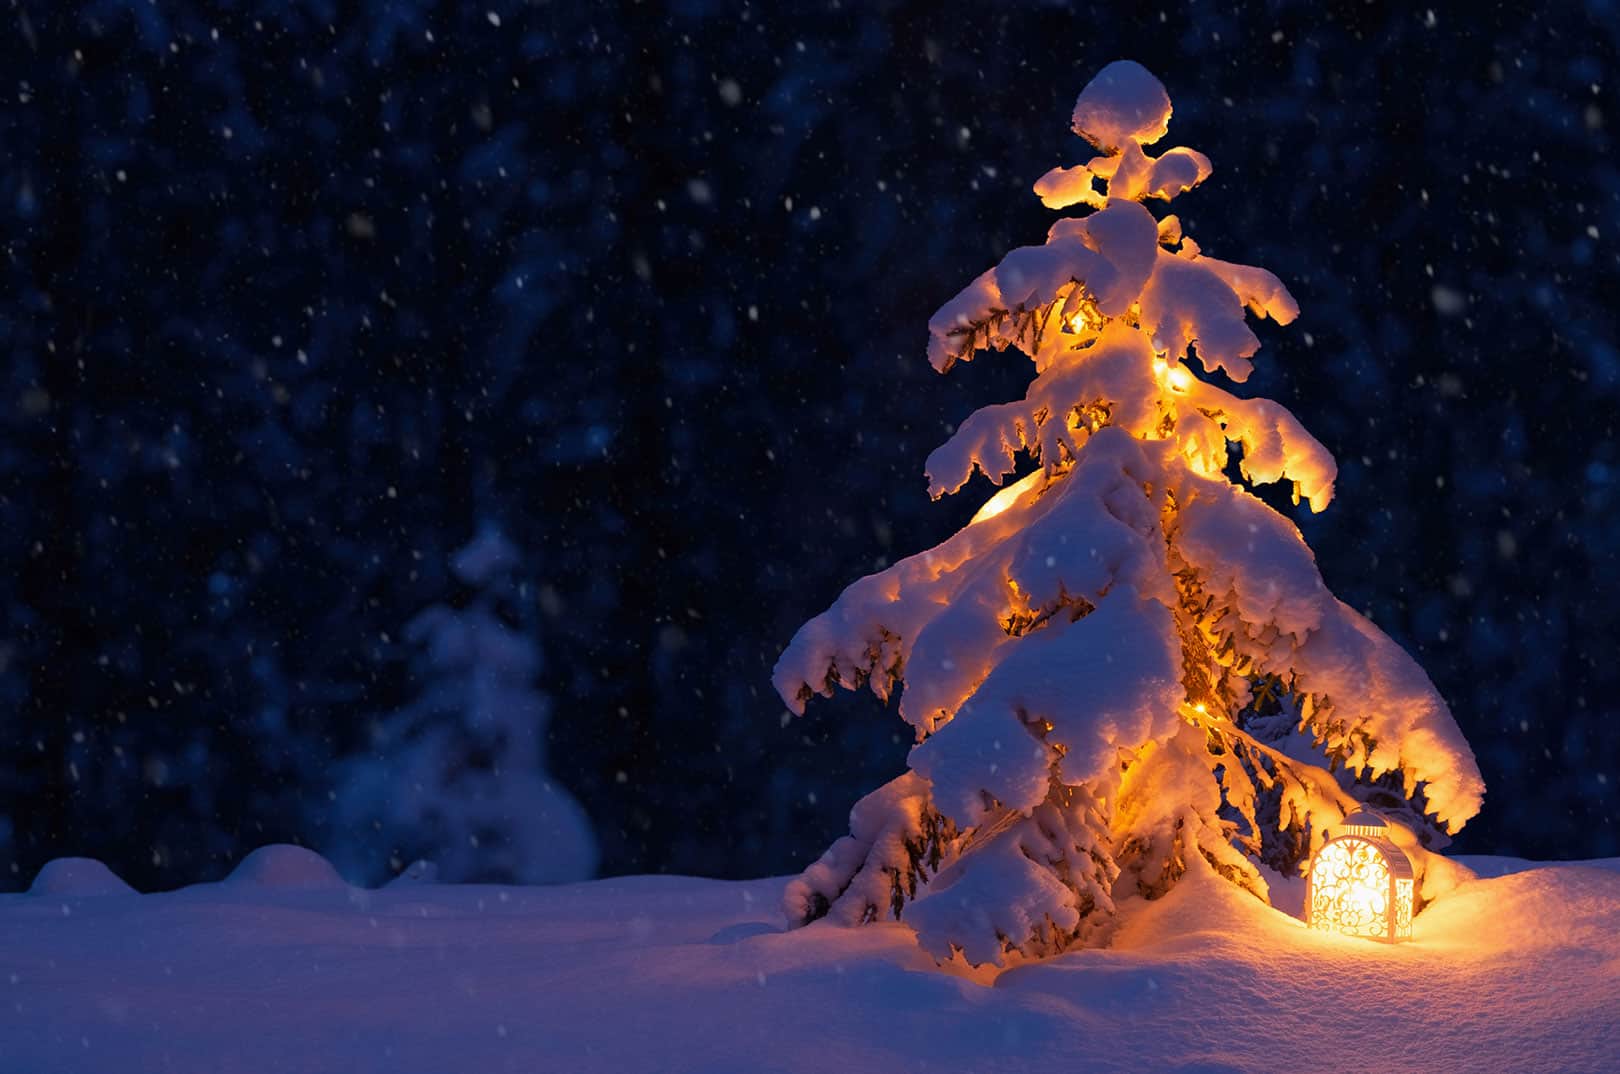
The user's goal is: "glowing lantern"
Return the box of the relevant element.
[1306,810,1415,943]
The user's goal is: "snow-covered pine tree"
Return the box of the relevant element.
[773,61,1484,966]
[328,526,597,885]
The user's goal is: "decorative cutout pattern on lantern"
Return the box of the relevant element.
[1306,810,1415,943]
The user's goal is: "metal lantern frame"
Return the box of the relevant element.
[1305,810,1415,943]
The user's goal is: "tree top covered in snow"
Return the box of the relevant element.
[1070,59,1173,151]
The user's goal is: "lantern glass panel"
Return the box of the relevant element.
[1308,837,1391,939]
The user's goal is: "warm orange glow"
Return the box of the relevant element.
[1151,356,1194,396]
[1063,287,1104,335]
[970,470,1042,525]
[1307,832,1414,943]
[1067,309,1100,333]
[1308,838,1390,939]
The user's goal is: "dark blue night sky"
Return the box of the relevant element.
[1,0,1617,891]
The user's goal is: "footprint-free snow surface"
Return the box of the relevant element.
[3,848,1618,1073]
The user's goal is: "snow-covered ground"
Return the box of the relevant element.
[4,846,1618,1074]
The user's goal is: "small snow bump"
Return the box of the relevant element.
[28,858,136,898]
[225,844,349,891]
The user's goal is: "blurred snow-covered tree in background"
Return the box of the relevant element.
[328,527,596,885]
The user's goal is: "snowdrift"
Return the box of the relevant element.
[2,850,1618,1073]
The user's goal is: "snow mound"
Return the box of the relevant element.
[224,844,349,891]
[27,857,136,897]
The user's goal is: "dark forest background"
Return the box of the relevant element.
[2,0,1617,891]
